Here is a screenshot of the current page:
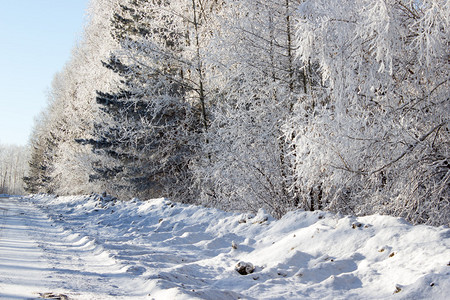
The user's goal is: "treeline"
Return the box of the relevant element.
[26,0,449,225]
[0,144,29,195]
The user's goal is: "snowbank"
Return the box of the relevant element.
[26,194,449,299]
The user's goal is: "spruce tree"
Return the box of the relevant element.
[82,0,203,200]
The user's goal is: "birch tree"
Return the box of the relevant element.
[0,144,29,195]
[289,0,449,225]
[193,0,308,217]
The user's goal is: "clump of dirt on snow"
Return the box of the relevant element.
[235,261,255,275]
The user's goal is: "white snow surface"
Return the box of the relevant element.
[0,194,449,299]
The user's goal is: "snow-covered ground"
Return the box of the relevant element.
[0,194,449,299]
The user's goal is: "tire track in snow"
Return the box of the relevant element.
[0,196,58,299]
[0,197,148,299]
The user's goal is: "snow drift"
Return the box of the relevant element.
[3,194,449,299]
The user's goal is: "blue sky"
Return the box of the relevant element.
[0,0,90,146]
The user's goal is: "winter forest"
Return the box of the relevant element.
[0,145,29,195]
[23,0,449,226]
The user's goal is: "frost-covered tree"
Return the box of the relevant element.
[24,107,60,194]
[288,0,449,225]
[26,0,120,196]
[25,0,447,226]
[85,0,222,200]
[193,0,308,217]
[0,144,30,195]
[53,0,124,196]
[51,0,121,196]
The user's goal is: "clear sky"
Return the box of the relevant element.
[0,0,90,146]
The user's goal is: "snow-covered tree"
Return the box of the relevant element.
[26,0,120,196]
[0,144,30,195]
[25,0,447,226]
[288,0,449,225]
[192,0,308,217]
[24,108,59,194]
[85,0,223,200]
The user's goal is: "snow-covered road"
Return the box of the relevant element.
[0,196,147,300]
[1,194,449,299]
[0,196,55,299]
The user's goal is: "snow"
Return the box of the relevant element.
[0,194,449,299]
